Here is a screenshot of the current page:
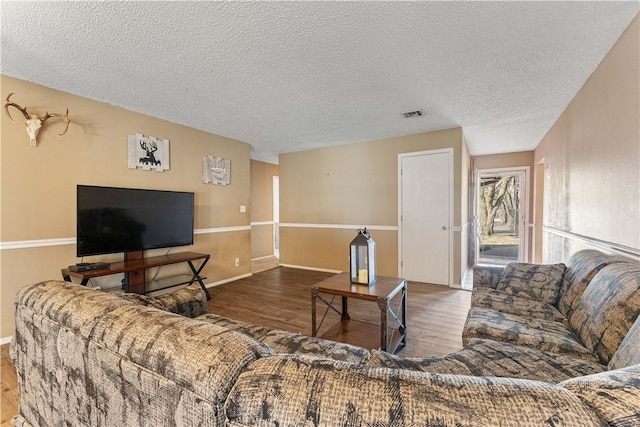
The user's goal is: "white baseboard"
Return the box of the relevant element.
[0,336,12,346]
[251,255,277,261]
[279,264,342,274]
[205,273,252,288]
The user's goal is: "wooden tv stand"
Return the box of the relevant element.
[61,251,211,300]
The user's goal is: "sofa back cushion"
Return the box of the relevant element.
[570,263,640,364]
[365,340,606,383]
[225,355,605,426]
[197,313,371,364]
[557,249,625,318]
[152,283,209,317]
[13,281,265,427]
[89,305,273,426]
[120,292,170,311]
[560,364,640,427]
[608,313,640,370]
[14,280,133,338]
[495,262,566,305]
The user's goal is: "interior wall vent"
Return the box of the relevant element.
[402,110,423,118]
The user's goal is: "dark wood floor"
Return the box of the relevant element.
[209,267,471,357]
[1,267,470,426]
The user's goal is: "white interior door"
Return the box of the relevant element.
[399,149,452,285]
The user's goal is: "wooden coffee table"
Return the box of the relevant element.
[311,272,407,354]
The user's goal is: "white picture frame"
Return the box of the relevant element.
[128,133,170,172]
[202,155,231,185]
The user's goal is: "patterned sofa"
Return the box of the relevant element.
[368,250,640,381]
[10,249,640,426]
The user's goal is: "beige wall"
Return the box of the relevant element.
[534,14,640,262]
[473,151,534,171]
[279,127,470,284]
[0,75,252,338]
[471,151,535,262]
[250,160,279,259]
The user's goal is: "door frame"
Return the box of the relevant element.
[474,166,530,265]
[397,148,454,285]
[272,175,280,258]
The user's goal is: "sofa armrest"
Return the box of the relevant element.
[473,265,505,290]
[561,364,640,427]
[121,283,209,318]
[149,283,209,317]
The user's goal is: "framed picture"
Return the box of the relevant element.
[202,155,231,185]
[127,133,170,172]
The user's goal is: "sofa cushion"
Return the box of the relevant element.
[561,364,640,427]
[570,263,640,364]
[197,313,272,339]
[197,313,370,363]
[120,292,170,311]
[365,338,606,383]
[609,313,640,370]
[462,307,597,362]
[557,249,625,318]
[495,262,566,305]
[91,306,274,411]
[120,284,209,318]
[225,355,605,426]
[13,280,134,338]
[472,264,505,290]
[472,288,567,322]
[147,283,209,317]
[261,330,370,363]
[13,281,269,427]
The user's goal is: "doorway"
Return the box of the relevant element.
[398,149,453,285]
[476,168,529,265]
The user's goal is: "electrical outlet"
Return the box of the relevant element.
[239,205,246,213]
[235,258,240,267]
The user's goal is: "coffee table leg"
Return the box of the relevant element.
[378,297,388,351]
[401,282,407,346]
[341,296,350,319]
[311,287,318,336]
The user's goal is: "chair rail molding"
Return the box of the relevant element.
[0,237,76,250]
[1,226,252,250]
[279,223,398,231]
[542,226,640,262]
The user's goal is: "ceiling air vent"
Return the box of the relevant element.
[402,110,423,118]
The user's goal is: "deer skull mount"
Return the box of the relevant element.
[4,92,70,147]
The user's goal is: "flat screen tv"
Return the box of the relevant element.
[76,185,195,257]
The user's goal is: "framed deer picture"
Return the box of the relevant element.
[127,133,170,172]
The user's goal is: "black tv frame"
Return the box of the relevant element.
[76,185,195,258]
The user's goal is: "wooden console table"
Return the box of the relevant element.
[61,251,211,300]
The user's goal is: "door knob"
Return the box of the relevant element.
[442,226,448,230]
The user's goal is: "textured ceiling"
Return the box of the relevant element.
[1,2,638,164]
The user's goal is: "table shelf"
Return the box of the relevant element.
[62,251,211,300]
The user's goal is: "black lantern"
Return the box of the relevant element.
[349,228,376,285]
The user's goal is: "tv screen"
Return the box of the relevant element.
[77,185,194,257]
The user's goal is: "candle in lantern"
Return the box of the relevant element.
[358,269,368,283]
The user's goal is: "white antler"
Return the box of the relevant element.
[4,92,70,147]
